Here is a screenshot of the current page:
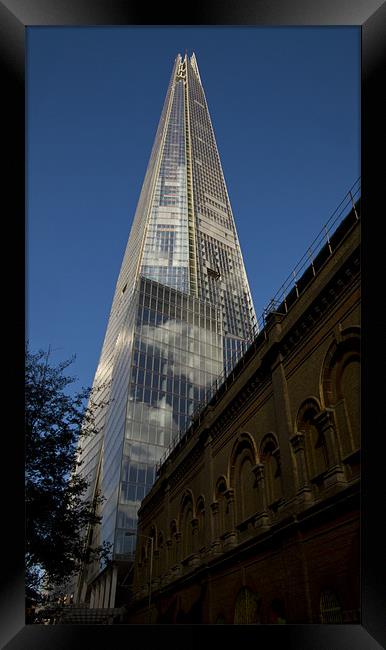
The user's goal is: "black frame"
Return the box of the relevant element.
[2,1,385,648]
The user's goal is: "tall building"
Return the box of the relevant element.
[75,53,256,607]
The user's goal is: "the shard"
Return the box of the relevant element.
[75,53,256,607]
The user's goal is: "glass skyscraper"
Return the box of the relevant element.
[75,53,256,608]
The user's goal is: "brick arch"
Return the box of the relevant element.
[259,432,279,456]
[321,328,360,407]
[234,586,261,624]
[196,494,205,512]
[149,522,157,540]
[157,529,164,547]
[259,433,283,510]
[296,397,322,429]
[168,518,179,567]
[214,475,229,538]
[215,474,228,499]
[179,489,195,560]
[179,488,195,524]
[229,434,258,525]
[296,397,328,481]
[196,495,206,551]
[170,518,178,536]
[321,327,360,458]
[229,432,258,487]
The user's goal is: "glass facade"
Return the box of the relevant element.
[115,276,222,555]
[141,79,190,293]
[187,54,256,370]
[77,53,256,589]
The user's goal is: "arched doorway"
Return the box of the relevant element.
[234,587,261,624]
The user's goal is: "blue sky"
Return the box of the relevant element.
[27,26,360,392]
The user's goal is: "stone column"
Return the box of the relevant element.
[166,539,171,569]
[165,539,173,582]
[175,531,182,560]
[210,501,221,553]
[191,516,199,553]
[204,432,214,548]
[223,489,237,549]
[314,409,346,488]
[89,587,95,608]
[190,517,201,566]
[290,432,313,504]
[269,348,298,501]
[173,532,182,576]
[252,463,269,528]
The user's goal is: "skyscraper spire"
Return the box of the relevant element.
[190,52,202,83]
[75,53,256,608]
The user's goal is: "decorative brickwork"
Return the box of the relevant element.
[129,209,360,624]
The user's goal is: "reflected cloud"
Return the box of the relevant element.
[140,319,222,386]
[125,441,165,464]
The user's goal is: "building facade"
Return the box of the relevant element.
[128,203,360,624]
[75,53,256,608]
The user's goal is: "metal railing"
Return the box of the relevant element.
[155,178,360,474]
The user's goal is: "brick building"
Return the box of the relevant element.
[128,202,360,624]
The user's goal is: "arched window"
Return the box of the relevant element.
[260,435,283,509]
[338,356,360,450]
[323,332,360,459]
[196,496,206,552]
[170,520,178,566]
[230,435,257,524]
[297,401,329,481]
[215,477,228,537]
[157,531,164,577]
[234,587,261,624]
[320,589,343,623]
[180,493,194,560]
[238,456,256,522]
